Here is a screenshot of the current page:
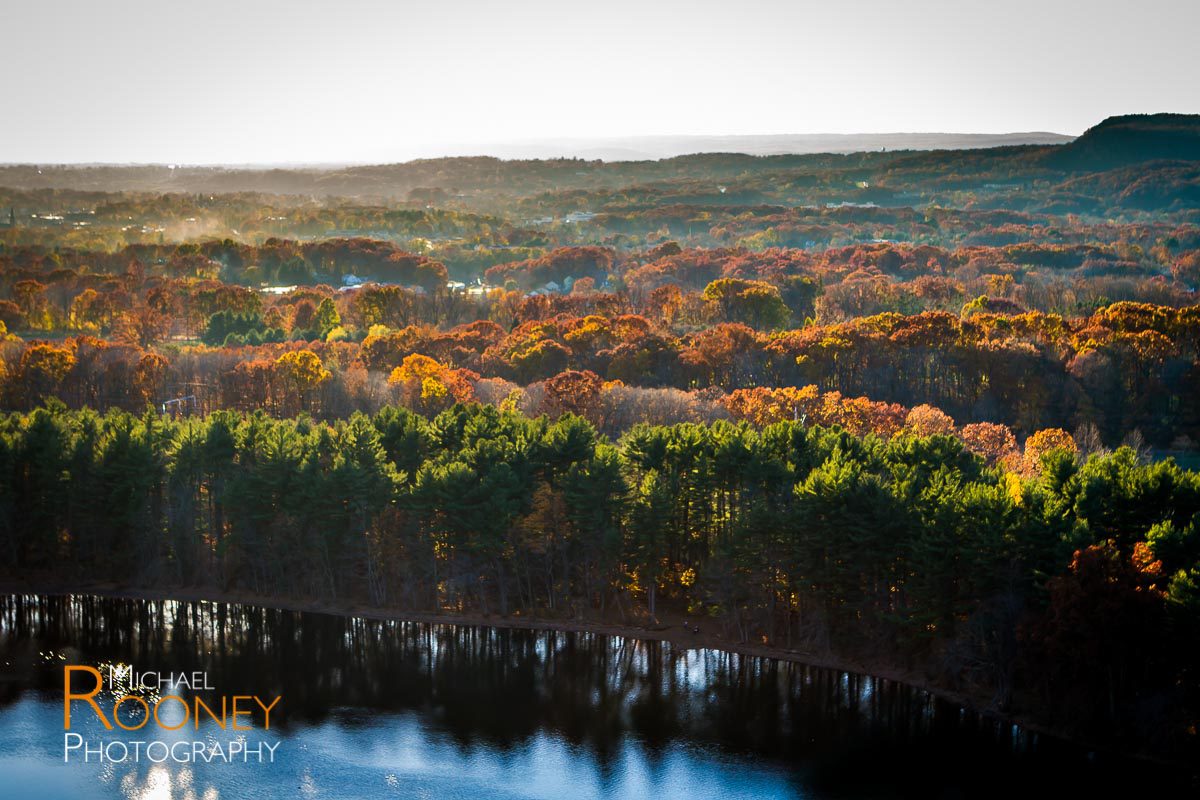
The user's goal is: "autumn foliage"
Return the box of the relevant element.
[3,126,1200,762]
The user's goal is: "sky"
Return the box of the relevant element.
[1,0,1197,164]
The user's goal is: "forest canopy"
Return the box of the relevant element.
[3,113,1200,761]
[2,404,1197,756]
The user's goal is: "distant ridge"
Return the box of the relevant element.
[5,117,1198,199]
[420,131,1074,161]
[1043,113,1200,170]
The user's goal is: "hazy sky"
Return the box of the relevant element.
[2,0,1196,163]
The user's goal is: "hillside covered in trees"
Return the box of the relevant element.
[2,114,1200,761]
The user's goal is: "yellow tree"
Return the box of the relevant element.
[905,404,957,437]
[702,278,790,330]
[19,342,76,403]
[274,349,331,413]
[1023,428,1078,473]
[69,289,105,332]
[388,353,474,414]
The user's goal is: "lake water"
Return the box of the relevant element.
[0,594,1187,799]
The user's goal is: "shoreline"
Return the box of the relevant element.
[0,578,1182,768]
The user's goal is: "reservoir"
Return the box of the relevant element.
[0,594,1188,799]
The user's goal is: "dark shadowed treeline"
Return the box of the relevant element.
[1,403,1198,757]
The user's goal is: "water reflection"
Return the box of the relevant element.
[0,594,1185,799]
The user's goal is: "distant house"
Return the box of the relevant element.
[466,279,491,298]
